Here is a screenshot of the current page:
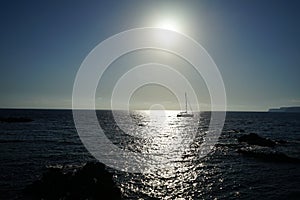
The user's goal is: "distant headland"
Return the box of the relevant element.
[268,106,300,113]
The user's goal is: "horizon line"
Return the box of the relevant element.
[0,106,271,112]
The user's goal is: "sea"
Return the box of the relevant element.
[0,109,299,200]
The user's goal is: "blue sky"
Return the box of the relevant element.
[0,0,299,111]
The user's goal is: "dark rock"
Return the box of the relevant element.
[24,162,121,200]
[238,133,276,147]
[238,148,300,163]
[0,117,33,123]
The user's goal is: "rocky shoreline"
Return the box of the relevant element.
[24,162,121,200]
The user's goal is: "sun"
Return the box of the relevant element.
[155,19,180,32]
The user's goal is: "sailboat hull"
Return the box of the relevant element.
[177,113,194,117]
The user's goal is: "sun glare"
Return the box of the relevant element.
[155,19,180,32]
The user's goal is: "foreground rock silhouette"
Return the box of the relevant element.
[238,133,276,147]
[24,162,122,200]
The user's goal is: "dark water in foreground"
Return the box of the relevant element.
[0,109,299,199]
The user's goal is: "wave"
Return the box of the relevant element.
[237,147,300,164]
[0,139,81,145]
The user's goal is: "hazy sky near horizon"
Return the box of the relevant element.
[0,0,299,111]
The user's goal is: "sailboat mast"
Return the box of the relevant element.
[185,92,187,113]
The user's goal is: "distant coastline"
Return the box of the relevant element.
[268,106,300,113]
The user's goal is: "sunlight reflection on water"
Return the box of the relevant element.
[113,110,210,199]
[128,110,199,161]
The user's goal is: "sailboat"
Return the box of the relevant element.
[177,92,194,117]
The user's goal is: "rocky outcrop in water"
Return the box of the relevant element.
[24,162,121,200]
[238,133,276,147]
[0,117,33,123]
[236,133,299,163]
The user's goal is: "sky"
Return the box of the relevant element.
[0,0,299,111]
